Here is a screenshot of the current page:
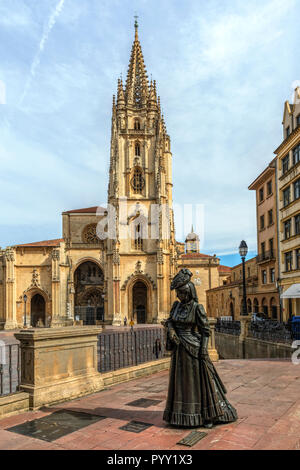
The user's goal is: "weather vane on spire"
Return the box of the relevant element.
[134,13,139,29]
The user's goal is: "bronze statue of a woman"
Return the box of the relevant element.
[163,268,238,428]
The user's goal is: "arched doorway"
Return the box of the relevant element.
[270,297,277,320]
[262,298,268,317]
[230,302,234,319]
[132,281,147,324]
[253,298,259,313]
[247,298,252,314]
[74,261,104,324]
[31,294,45,327]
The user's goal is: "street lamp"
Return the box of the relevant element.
[23,294,28,327]
[239,240,248,316]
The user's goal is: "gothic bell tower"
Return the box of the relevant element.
[106,20,177,325]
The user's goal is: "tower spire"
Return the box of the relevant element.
[134,14,139,40]
[125,17,148,107]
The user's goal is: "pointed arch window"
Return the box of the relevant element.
[134,224,143,250]
[134,119,141,130]
[135,142,141,156]
[131,168,144,194]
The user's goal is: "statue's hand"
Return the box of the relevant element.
[169,330,180,345]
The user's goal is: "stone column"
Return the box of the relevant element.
[50,249,62,327]
[4,248,18,330]
[15,326,103,409]
[238,315,251,359]
[208,317,219,362]
[112,246,121,325]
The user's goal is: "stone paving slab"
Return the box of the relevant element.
[0,359,300,450]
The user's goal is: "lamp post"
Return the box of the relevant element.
[239,240,248,316]
[276,278,283,323]
[23,294,28,327]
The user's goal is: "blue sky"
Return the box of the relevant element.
[0,0,299,266]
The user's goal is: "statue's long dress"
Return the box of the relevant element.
[163,300,238,427]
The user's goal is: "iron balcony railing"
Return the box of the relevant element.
[249,320,293,344]
[215,320,241,336]
[98,327,166,373]
[0,343,21,397]
[256,250,275,263]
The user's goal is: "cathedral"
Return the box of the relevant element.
[0,22,229,330]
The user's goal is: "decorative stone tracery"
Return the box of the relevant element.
[82,224,100,244]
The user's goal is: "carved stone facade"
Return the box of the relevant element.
[0,23,228,329]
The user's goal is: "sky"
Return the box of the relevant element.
[0,0,299,267]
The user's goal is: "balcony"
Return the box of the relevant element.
[256,250,275,264]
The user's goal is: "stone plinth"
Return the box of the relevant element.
[208,317,219,362]
[14,326,103,409]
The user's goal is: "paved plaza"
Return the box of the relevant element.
[0,359,300,450]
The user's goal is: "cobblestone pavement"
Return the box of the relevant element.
[0,359,300,450]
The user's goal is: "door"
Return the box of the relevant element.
[31,294,46,327]
[136,305,146,324]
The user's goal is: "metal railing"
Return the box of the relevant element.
[256,250,275,263]
[0,343,20,397]
[98,327,165,373]
[215,319,241,336]
[249,320,292,344]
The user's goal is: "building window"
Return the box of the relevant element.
[134,224,143,250]
[286,126,290,138]
[283,187,290,207]
[297,114,300,127]
[294,178,300,200]
[293,144,300,166]
[262,270,267,284]
[261,242,265,257]
[259,188,264,202]
[131,168,144,194]
[269,238,274,257]
[285,251,293,272]
[284,219,291,239]
[134,119,141,130]
[268,209,273,226]
[267,180,272,195]
[296,249,300,270]
[247,267,250,277]
[270,268,275,283]
[260,215,265,230]
[282,155,289,174]
[135,142,140,156]
[295,214,300,235]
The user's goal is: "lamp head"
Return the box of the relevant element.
[239,240,248,258]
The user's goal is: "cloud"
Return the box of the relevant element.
[20,0,65,105]
[0,0,299,258]
[0,1,33,29]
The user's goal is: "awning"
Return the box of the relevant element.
[281,284,300,299]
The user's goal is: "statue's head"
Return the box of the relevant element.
[171,269,198,303]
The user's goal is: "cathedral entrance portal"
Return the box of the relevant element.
[31,294,46,327]
[74,261,104,325]
[132,281,147,324]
